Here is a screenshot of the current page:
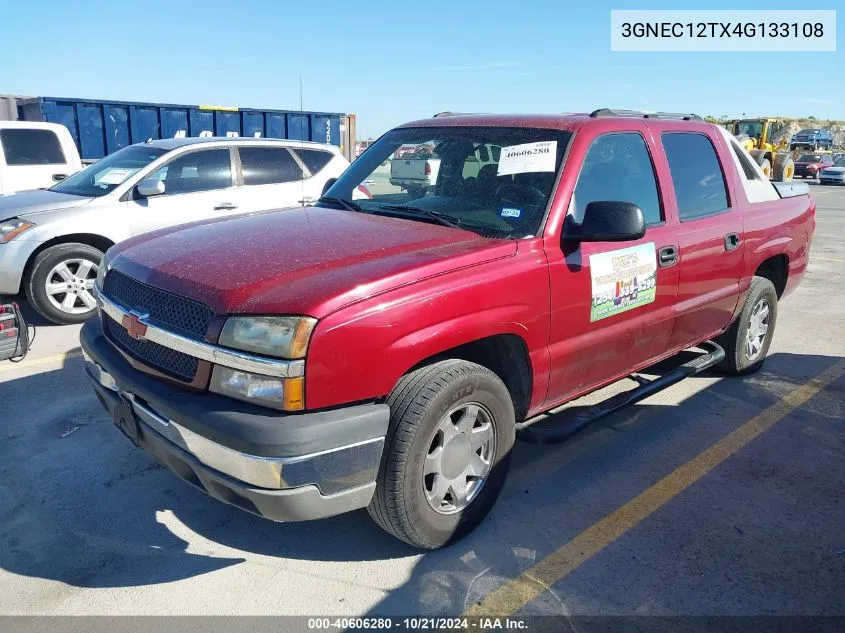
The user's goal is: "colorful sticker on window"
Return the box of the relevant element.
[589,242,657,322]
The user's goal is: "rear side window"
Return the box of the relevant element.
[294,148,334,176]
[571,132,662,226]
[239,147,303,185]
[153,149,232,195]
[730,141,761,181]
[1,129,65,165]
[661,133,729,221]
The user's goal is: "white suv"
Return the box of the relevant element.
[0,137,351,324]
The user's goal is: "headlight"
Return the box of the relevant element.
[209,366,305,411]
[218,316,317,359]
[95,246,115,292]
[0,219,35,243]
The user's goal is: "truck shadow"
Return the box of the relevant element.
[0,351,841,593]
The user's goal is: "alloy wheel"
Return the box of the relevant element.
[745,298,770,361]
[45,258,99,315]
[423,402,496,515]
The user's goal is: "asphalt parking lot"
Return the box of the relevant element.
[1,183,843,618]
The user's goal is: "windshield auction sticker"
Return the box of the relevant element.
[497,141,557,176]
[589,243,657,322]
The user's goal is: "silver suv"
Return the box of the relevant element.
[0,137,349,324]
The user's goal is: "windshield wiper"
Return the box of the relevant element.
[374,204,466,230]
[318,196,363,212]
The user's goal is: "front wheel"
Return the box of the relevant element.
[715,276,778,375]
[368,360,515,549]
[25,243,103,325]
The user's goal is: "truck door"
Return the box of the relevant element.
[544,127,680,405]
[127,148,239,235]
[655,130,744,349]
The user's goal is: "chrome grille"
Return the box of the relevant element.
[102,270,213,338]
[104,315,199,381]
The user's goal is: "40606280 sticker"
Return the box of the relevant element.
[589,243,657,322]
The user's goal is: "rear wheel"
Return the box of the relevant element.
[26,243,102,325]
[758,158,772,179]
[716,276,778,375]
[368,360,515,549]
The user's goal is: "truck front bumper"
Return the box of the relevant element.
[80,318,389,522]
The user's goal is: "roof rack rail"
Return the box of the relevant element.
[432,111,480,117]
[589,108,702,121]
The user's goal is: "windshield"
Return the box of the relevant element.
[51,145,167,197]
[320,126,571,238]
[736,121,763,138]
[834,159,845,168]
[798,154,822,162]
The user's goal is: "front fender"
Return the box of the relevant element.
[305,243,551,410]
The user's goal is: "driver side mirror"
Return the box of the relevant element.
[136,178,165,198]
[564,201,645,243]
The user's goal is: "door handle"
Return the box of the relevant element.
[52,173,68,182]
[214,202,238,210]
[298,196,317,206]
[724,233,741,251]
[658,245,678,268]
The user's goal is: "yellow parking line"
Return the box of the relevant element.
[0,350,82,373]
[466,359,845,617]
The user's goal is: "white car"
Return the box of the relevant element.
[0,137,350,324]
[819,157,845,185]
[0,121,82,195]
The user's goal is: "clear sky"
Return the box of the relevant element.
[2,0,842,138]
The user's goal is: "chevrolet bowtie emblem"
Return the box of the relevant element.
[122,311,149,340]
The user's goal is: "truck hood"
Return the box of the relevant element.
[0,189,94,222]
[822,167,845,174]
[110,206,516,318]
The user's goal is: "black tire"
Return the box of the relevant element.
[715,276,778,375]
[368,360,515,549]
[25,243,103,325]
[772,154,794,182]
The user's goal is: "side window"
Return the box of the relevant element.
[293,148,333,176]
[0,129,65,165]
[571,133,662,226]
[662,133,729,221]
[730,141,762,181]
[239,147,303,185]
[156,149,232,195]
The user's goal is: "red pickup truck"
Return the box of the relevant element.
[81,110,815,549]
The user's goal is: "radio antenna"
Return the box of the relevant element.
[299,74,306,208]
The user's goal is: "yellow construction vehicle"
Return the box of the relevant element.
[731,118,795,181]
